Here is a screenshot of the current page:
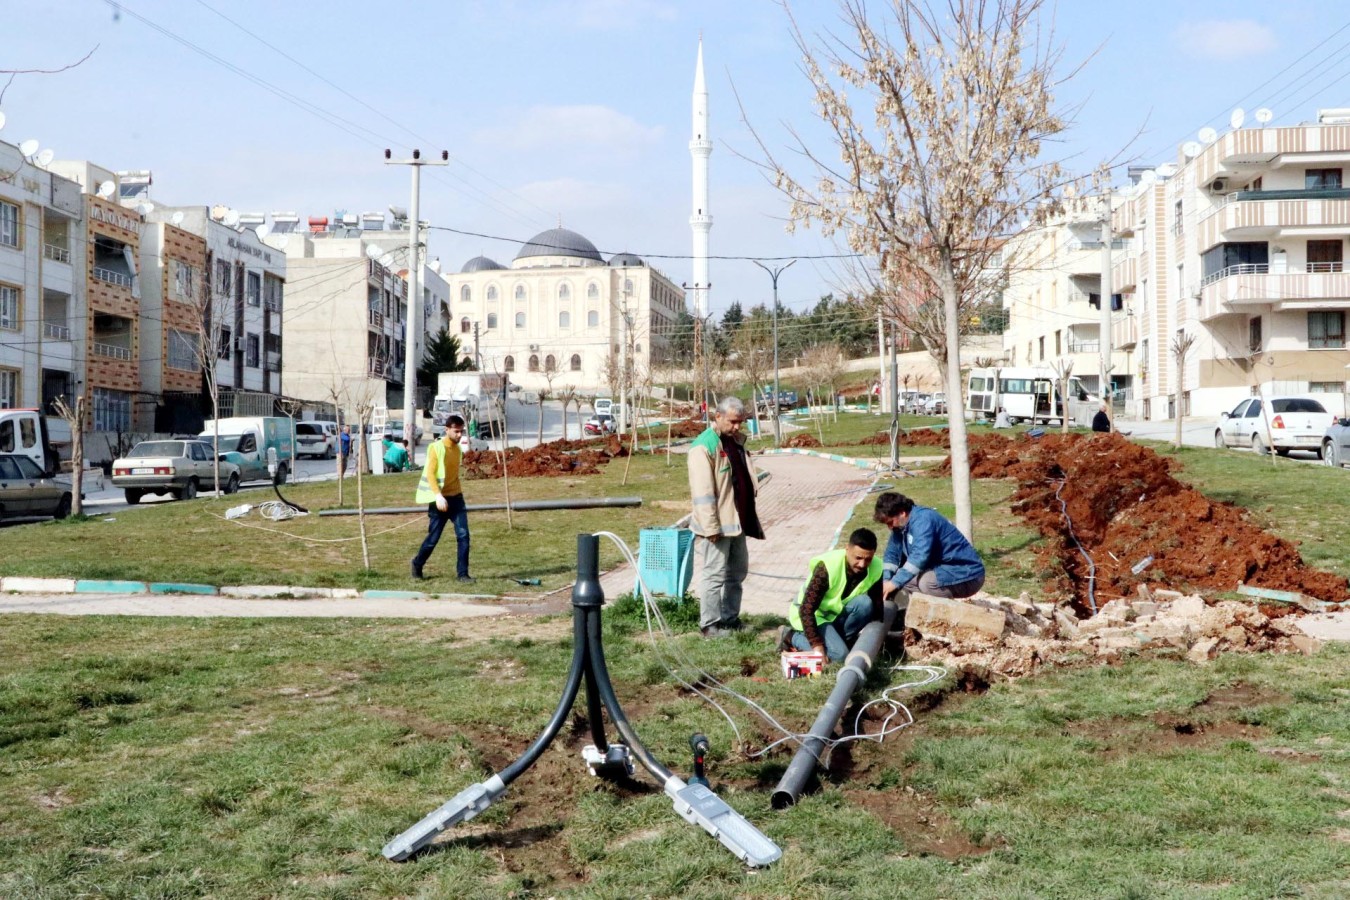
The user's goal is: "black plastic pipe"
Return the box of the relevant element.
[771,601,898,809]
[318,497,642,516]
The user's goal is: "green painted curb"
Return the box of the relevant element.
[75,580,148,594]
[149,583,218,595]
[362,590,428,600]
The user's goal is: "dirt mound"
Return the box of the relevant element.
[667,418,707,439]
[462,442,619,479]
[852,428,950,448]
[940,432,1348,612]
[783,433,823,448]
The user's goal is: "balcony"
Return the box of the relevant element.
[1112,254,1137,291]
[93,342,132,361]
[1198,194,1350,250]
[93,267,133,289]
[1198,265,1350,321]
[1112,315,1138,350]
[43,322,71,341]
[367,358,387,377]
[43,243,70,264]
[368,309,384,328]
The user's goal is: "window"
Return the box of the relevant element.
[486,285,498,300]
[624,278,634,294]
[1307,239,1344,273]
[558,283,570,300]
[245,333,260,368]
[1172,200,1183,236]
[528,354,540,372]
[460,317,471,334]
[264,275,282,311]
[587,283,599,299]
[570,353,582,371]
[1055,329,1062,356]
[1248,316,1262,353]
[545,354,556,372]
[0,201,18,248]
[514,284,526,301]
[461,285,471,302]
[515,312,525,328]
[504,355,515,372]
[174,262,196,299]
[246,271,261,307]
[0,368,16,408]
[215,260,233,296]
[1038,336,1045,360]
[92,387,132,431]
[559,311,570,328]
[1306,168,1342,190]
[486,313,498,329]
[1308,311,1346,349]
[587,310,599,328]
[635,343,641,354]
[168,330,198,371]
[1272,398,1329,414]
[0,283,18,330]
[1310,381,1346,393]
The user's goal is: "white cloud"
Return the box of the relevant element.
[1172,19,1277,60]
[471,105,664,161]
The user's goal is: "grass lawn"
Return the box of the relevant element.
[2,612,1347,898]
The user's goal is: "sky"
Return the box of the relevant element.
[4,0,1350,322]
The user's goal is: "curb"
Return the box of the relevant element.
[0,575,452,602]
[757,447,888,471]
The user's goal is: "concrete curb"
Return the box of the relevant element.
[0,575,457,603]
[757,447,888,471]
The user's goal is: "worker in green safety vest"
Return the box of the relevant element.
[778,528,886,662]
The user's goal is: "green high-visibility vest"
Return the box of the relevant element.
[788,549,883,632]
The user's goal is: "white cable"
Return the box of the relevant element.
[258,500,303,521]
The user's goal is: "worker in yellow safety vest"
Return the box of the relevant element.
[411,415,473,582]
[778,528,886,662]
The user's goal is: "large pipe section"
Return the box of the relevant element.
[320,497,642,517]
[771,601,899,809]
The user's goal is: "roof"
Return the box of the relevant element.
[608,251,644,267]
[461,255,505,272]
[514,227,603,263]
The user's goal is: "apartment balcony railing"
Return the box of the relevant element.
[1199,268,1350,322]
[1112,315,1139,350]
[1201,262,1269,287]
[43,243,70,264]
[368,358,387,377]
[368,309,384,328]
[43,322,71,341]
[1199,194,1350,249]
[93,342,132,360]
[1066,238,1130,251]
[264,296,282,312]
[1068,341,1100,354]
[388,364,404,383]
[92,267,132,289]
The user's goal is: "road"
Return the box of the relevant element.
[1120,415,1328,465]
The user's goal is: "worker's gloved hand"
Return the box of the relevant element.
[435,495,448,513]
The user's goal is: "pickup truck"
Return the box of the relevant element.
[1216,396,1336,457]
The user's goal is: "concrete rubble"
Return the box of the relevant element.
[902,589,1328,680]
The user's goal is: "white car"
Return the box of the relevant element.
[923,392,948,415]
[1215,396,1335,456]
[294,421,337,459]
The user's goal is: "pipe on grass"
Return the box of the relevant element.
[318,496,642,516]
[771,601,898,810]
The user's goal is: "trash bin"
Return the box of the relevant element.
[747,418,760,436]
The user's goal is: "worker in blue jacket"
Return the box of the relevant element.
[873,492,985,603]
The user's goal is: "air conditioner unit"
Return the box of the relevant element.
[232,336,243,351]
[1208,178,1228,193]
[528,343,540,352]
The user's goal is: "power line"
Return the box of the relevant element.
[425,224,861,262]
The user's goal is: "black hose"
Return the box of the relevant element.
[498,605,588,786]
[583,665,609,752]
[585,607,673,783]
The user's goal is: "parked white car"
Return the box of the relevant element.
[294,421,337,459]
[1215,396,1335,457]
[923,392,948,415]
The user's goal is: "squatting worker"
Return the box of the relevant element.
[1092,402,1112,433]
[873,492,984,604]
[411,415,473,583]
[688,396,765,639]
[780,528,886,663]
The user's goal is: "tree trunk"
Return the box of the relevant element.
[536,400,544,445]
[941,271,974,540]
[1173,367,1184,450]
[71,396,85,517]
[356,413,370,568]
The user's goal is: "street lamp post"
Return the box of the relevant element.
[385,148,448,451]
[751,259,796,446]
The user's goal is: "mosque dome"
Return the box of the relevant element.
[461,255,505,272]
[514,227,603,263]
[608,251,645,267]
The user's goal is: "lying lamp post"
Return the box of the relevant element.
[383,534,782,868]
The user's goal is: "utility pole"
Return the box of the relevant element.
[619,278,632,435]
[890,321,900,469]
[473,321,482,370]
[385,148,448,449]
[751,259,795,446]
[1100,185,1114,421]
[877,309,887,415]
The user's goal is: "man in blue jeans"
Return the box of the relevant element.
[779,528,886,663]
[411,416,473,582]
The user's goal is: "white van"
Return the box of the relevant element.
[295,420,338,459]
[967,367,1094,425]
[593,397,614,416]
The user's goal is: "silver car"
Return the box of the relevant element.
[0,454,73,521]
[111,440,242,504]
[1324,416,1350,468]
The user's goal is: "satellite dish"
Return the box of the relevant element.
[170,211,185,226]
[255,223,271,239]
[1156,163,1178,178]
[0,111,6,131]
[379,252,397,268]
[222,210,240,228]
[272,234,290,250]
[18,139,39,157]
[1198,126,1219,144]
[1230,108,1246,130]
[365,243,382,260]
[1255,107,1273,124]
[1139,169,1157,186]
[429,258,442,273]
[35,148,54,167]
[136,201,155,215]
[1182,141,1202,159]
[96,180,116,199]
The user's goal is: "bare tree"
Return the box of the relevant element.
[537,360,559,445]
[731,315,775,431]
[1171,331,1196,450]
[557,383,577,441]
[1050,358,1074,435]
[51,395,86,517]
[755,0,1070,539]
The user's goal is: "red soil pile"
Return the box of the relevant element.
[784,433,823,448]
[853,428,950,447]
[462,442,618,479]
[940,432,1348,612]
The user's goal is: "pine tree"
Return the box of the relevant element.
[417,327,473,392]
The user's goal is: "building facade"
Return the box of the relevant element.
[439,227,685,393]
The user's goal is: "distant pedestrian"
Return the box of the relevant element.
[411,415,472,582]
[1092,403,1111,433]
[874,492,984,604]
[688,396,764,638]
[338,424,352,476]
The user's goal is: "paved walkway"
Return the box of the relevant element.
[599,452,882,618]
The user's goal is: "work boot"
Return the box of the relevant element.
[410,560,424,580]
[776,625,794,652]
[457,574,476,584]
[700,625,731,639]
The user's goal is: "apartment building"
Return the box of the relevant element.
[1114,109,1350,420]
[268,210,434,418]
[0,140,86,414]
[138,218,208,432]
[440,227,685,393]
[1001,195,1132,397]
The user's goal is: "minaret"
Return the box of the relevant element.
[689,39,712,319]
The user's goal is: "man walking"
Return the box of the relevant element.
[779,528,886,663]
[411,415,473,582]
[338,424,352,477]
[688,396,764,638]
[873,492,984,603]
